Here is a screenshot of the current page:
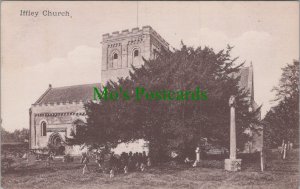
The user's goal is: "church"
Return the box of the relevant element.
[29,26,262,155]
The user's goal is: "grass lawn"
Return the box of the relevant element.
[1,149,299,189]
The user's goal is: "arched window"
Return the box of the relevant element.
[41,121,47,136]
[133,49,139,57]
[113,53,118,60]
[132,48,140,66]
[112,52,119,68]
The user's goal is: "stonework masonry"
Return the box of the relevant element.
[30,101,86,155]
[101,25,169,84]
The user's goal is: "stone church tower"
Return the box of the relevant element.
[29,26,169,155]
[101,26,169,84]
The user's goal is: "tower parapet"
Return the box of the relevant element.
[102,26,169,50]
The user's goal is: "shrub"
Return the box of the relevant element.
[1,157,15,172]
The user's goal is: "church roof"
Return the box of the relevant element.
[34,66,254,105]
[232,65,256,107]
[34,83,102,105]
[235,67,250,90]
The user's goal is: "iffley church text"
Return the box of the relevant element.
[20,10,71,17]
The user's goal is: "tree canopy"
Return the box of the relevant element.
[264,60,299,147]
[68,45,260,160]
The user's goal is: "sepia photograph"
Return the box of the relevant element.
[1,1,299,189]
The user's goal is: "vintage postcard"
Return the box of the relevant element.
[1,1,299,189]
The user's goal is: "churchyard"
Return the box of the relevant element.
[1,148,299,189]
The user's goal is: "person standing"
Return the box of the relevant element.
[46,153,54,167]
[82,155,90,174]
[110,169,115,178]
[96,152,104,170]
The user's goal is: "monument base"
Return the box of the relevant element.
[224,158,242,171]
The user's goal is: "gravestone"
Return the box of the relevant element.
[192,147,201,167]
[196,147,200,162]
[27,153,36,166]
[282,143,287,159]
[260,149,265,171]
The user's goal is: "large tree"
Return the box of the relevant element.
[68,45,260,160]
[264,60,299,147]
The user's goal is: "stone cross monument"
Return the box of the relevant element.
[225,95,242,171]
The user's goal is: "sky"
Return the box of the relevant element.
[1,1,299,131]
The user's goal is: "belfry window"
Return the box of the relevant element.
[133,49,139,57]
[111,52,119,68]
[113,53,118,60]
[41,121,47,136]
[132,49,140,65]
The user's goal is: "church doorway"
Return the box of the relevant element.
[48,132,65,155]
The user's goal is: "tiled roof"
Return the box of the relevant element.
[34,83,102,105]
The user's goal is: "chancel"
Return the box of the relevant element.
[29,26,262,155]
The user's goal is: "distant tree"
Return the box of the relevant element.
[69,44,260,161]
[1,127,29,143]
[1,127,14,143]
[264,60,299,147]
[13,128,29,142]
[272,60,299,101]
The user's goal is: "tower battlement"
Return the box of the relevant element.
[102,26,169,49]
